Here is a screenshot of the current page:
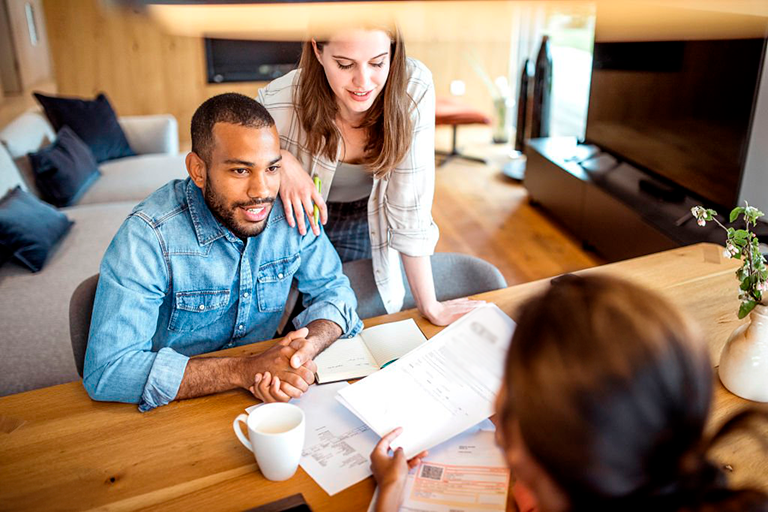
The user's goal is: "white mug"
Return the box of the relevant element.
[233,403,306,481]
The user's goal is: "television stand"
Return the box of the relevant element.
[523,137,724,262]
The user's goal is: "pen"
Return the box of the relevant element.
[313,176,322,226]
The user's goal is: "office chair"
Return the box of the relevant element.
[342,253,507,319]
[69,273,99,377]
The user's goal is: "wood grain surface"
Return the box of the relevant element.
[1,243,766,511]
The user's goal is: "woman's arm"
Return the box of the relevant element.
[401,254,486,326]
[278,149,327,236]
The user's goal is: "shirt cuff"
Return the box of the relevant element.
[388,223,439,257]
[138,347,190,412]
[293,301,363,339]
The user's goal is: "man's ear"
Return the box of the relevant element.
[311,39,323,66]
[186,152,207,190]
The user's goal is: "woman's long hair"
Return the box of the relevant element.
[498,275,768,512]
[295,26,414,179]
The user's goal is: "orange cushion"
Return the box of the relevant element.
[435,97,491,126]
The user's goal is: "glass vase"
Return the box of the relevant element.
[492,96,513,144]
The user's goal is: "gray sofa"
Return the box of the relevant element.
[0,110,187,396]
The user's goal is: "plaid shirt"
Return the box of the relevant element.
[257,58,439,313]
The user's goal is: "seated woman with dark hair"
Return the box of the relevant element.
[370,275,768,512]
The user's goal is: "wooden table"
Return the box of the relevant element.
[1,243,766,511]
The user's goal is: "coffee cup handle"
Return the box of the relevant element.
[233,414,253,453]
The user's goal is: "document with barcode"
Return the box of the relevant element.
[366,420,510,512]
[336,304,515,459]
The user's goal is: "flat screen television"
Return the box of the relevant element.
[205,38,303,83]
[585,38,767,208]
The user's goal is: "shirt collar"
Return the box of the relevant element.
[185,178,229,246]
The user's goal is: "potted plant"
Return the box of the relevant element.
[692,204,768,402]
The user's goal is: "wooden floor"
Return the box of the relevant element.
[433,126,602,286]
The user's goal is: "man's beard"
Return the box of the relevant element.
[204,181,275,239]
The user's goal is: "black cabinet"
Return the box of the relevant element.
[523,137,721,262]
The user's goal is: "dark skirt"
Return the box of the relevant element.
[324,196,372,263]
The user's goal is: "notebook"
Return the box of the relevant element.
[314,319,428,384]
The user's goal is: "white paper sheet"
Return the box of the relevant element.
[367,419,510,512]
[286,382,380,496]
[337,305,515,459]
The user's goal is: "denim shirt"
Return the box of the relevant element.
[83,178,363,412]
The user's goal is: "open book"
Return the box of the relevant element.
[314,319,428,384]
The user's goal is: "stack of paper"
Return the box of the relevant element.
[337,305,515,459]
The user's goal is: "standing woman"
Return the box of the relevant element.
[258,26,482,325]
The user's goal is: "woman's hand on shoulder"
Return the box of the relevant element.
[278,149,327,236]
[370,428,428,512]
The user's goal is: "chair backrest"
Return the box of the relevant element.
[342,253,507,320]
[69,274,99,377]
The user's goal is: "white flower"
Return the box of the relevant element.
[723,249,731,258]
[697,218,706,227]
[758,281,768,293]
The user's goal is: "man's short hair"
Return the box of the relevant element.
[191,93,275,165]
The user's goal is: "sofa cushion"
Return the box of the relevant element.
[0,141,28,196]
[0,110,57,197]
[77,153,187,205]
[0,186,74,272]
[28,126,101,207]
[34,92,135,163]
[0,201,136,396]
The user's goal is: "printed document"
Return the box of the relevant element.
[282,382,380,495]
[367,420,510,512]
[337,305,515,459]
[314,319,427,383]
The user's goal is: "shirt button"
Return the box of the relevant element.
[277,273,284,279]
[243,292,249,298]
[198,304,205,311]
[238,324,244,330]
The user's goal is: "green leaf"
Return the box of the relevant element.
[733,229,750,240]
[731,207,746,223]
[741,278,751,291]
[739,300,757,319]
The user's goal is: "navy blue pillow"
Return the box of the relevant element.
[0,187,73,272]
[33,92,135,163]
[28,126,101,207]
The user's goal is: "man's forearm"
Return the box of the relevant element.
[305,319,343,357]
[175,356,247,401]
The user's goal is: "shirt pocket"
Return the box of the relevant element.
[257,254,301,312]
[168,289,231,332]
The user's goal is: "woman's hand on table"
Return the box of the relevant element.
[422,297,486,326]
[370,428,428,512]
[278,149,327,236]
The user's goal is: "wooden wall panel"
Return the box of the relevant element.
[42,0,266,145]
[41,0,514,144]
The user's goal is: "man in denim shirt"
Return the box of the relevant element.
[84,93,363,411]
